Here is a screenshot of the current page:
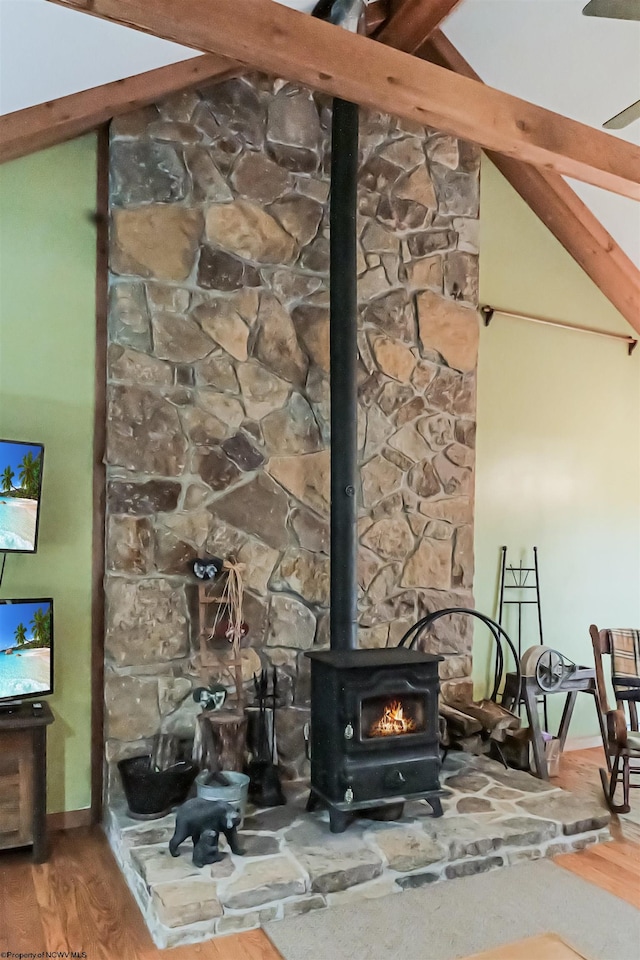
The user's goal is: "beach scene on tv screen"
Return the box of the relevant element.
[0,602,52,699]
[0,441,43,551]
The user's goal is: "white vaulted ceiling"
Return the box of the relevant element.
[443,0,640,268]
[0,0,638,266]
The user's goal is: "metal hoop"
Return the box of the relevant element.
[396,607,521,702]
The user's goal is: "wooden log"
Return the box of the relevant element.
[439,702,483,737]
[198,711,247,773]
[150,734,179,771]
[452,699,521,742]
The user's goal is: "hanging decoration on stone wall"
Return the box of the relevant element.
[192,555,248,711]
[191,556,250,777]
[192,683,227,712]
[192,556,224,581]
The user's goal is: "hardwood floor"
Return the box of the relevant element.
[553,747,640,909]
[0,828,281,960]
[0,749,636,959]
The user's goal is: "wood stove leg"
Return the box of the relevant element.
[328,807,352,833]
[306,789,320,813]
[426,796,443,818]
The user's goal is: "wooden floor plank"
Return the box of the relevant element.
[555,846,640,909]
[554,748,640,910]
[586,839,640,872]
[462,932,589,960]
[0,852,47,952]
[73,829,150,960]
[31,860,72,954]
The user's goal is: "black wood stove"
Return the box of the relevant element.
[307,0,445,832]
[305,648,445,832]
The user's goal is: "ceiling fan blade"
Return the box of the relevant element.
[604,99,640,129]
[582,0,640,19]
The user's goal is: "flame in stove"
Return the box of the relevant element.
[369,700,417,737]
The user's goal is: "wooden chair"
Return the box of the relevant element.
[590,624,640,813]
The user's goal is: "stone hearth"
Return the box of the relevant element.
[106,755,610,948]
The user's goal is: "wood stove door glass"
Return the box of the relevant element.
[360,693,426,741]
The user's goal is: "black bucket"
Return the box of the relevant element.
[117,755,198,820]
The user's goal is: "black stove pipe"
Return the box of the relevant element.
[329,97,359,652]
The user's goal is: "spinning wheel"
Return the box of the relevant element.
[520,645,575,693]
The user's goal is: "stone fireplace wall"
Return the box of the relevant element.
[104,74,480,796]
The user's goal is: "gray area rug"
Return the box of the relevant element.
[265,859,640,960]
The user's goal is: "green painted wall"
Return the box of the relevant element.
[474,157,640,741]
[0,136,97,813]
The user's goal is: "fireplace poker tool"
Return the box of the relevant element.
[247,669,286,807]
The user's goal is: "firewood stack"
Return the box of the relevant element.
[439,689,521,756]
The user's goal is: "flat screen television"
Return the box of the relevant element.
[0,599,54,703]
[0,438,44,553]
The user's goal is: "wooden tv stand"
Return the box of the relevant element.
[0,700,54,862]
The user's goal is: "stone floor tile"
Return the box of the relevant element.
[132,846,200,884]
[151,878,223,927]
[517,792,611,835]
[443,772,491,793]
[294,845,384,895]
[285,816,369,847]
[457,797,494,813]
[422,814,504,858]
[240,833,282,857]
[326,876,401,906]
[216,906,278,934]
[209,857,236,880]
[472,756,563,795]
[219,856,306,909]
[397,871,440,889]
[493,815,558,846]
[282,895,326,917]
[121,816,175,848]
[369,827,447,872]
[485,785,525,800]
[445,854,504,878]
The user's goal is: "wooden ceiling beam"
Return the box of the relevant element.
[0,53,239,165]
[422,29,640,334]
[376,0,465,52]
[44,0,640,200]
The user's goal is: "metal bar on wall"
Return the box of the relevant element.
[481,305,637,355]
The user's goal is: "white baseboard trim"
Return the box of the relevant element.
[563,735,604,753]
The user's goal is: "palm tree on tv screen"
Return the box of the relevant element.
[1,466,15,494]
[30,608,50,648]
[18,452,40,499]
[14,623,27,647]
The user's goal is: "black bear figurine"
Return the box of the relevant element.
[192,828,223,867]
[169,798,243,866]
